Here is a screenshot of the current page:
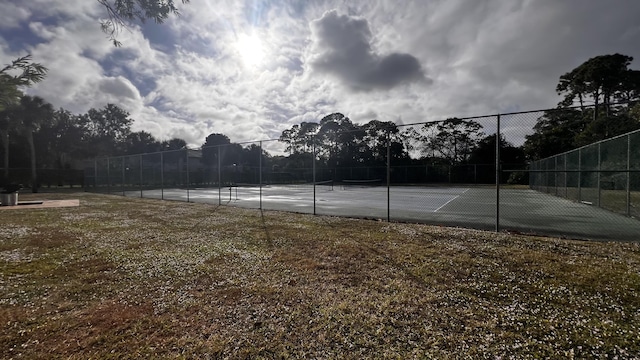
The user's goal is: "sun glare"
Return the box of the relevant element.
[236,33,265,68]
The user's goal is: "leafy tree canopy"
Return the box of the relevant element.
[420,118,484,164]
[524,53,640,160]
[556,53,638,110]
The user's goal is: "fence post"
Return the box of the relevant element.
[545,159,549,193]
[313,136,317,215]
[495,115,501,233]
[160,152,164,200]
[105,158,110,194]
[186,149,190,203]
[554,157,557,196]
[597,143,601,207]
[139,154,143,198]
[218,146,221,205]
[120,157,124,196]
[564,154,567,198]
[386,135,390,222]
[627,134,631,216]
[260,141,263,210]
[578,148,582,202]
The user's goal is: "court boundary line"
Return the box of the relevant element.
[434,188,470,212]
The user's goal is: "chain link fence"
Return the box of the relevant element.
[530,128,640,219]
[84,106,640,241]
[2,168,84,189]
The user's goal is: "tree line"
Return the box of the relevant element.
[0,97,188,191]
[0,56,187,191]
[0,0,191,191]
[525,53,640,159]
[267,54,639,180]
[2,53,639,191]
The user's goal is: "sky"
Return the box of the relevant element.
[1,0,639,152]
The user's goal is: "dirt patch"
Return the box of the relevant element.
[0,199,80,210]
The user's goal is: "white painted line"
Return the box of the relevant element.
[433,188,469,212]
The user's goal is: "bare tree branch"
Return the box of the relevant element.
[97,0,190,46]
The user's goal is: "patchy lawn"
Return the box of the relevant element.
[1,192,639,358]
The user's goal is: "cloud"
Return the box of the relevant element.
[97,76,141,103]
[4,0,640,155]
[0,3,31,29]
[308,10,430,91]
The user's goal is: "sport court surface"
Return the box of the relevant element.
[124,185,640,241]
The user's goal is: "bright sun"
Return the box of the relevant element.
[236,33,265,68]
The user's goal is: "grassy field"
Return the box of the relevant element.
[1,192,640,358]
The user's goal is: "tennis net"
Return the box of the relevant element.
[339,179,384,190]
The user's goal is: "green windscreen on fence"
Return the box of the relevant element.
[599,136,628,214]
[530,129,639,218]
[631,131,640,218]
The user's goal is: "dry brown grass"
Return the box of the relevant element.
[1,192,639,358]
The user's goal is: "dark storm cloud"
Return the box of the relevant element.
[309,10,430,91]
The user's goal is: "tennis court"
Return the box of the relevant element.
[124,184,640,241]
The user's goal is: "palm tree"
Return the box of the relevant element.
[0,55,47,187]
[0,108,12,182]
[15,95,54,193]
[0,55,47,111]
[0,105,27,185]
